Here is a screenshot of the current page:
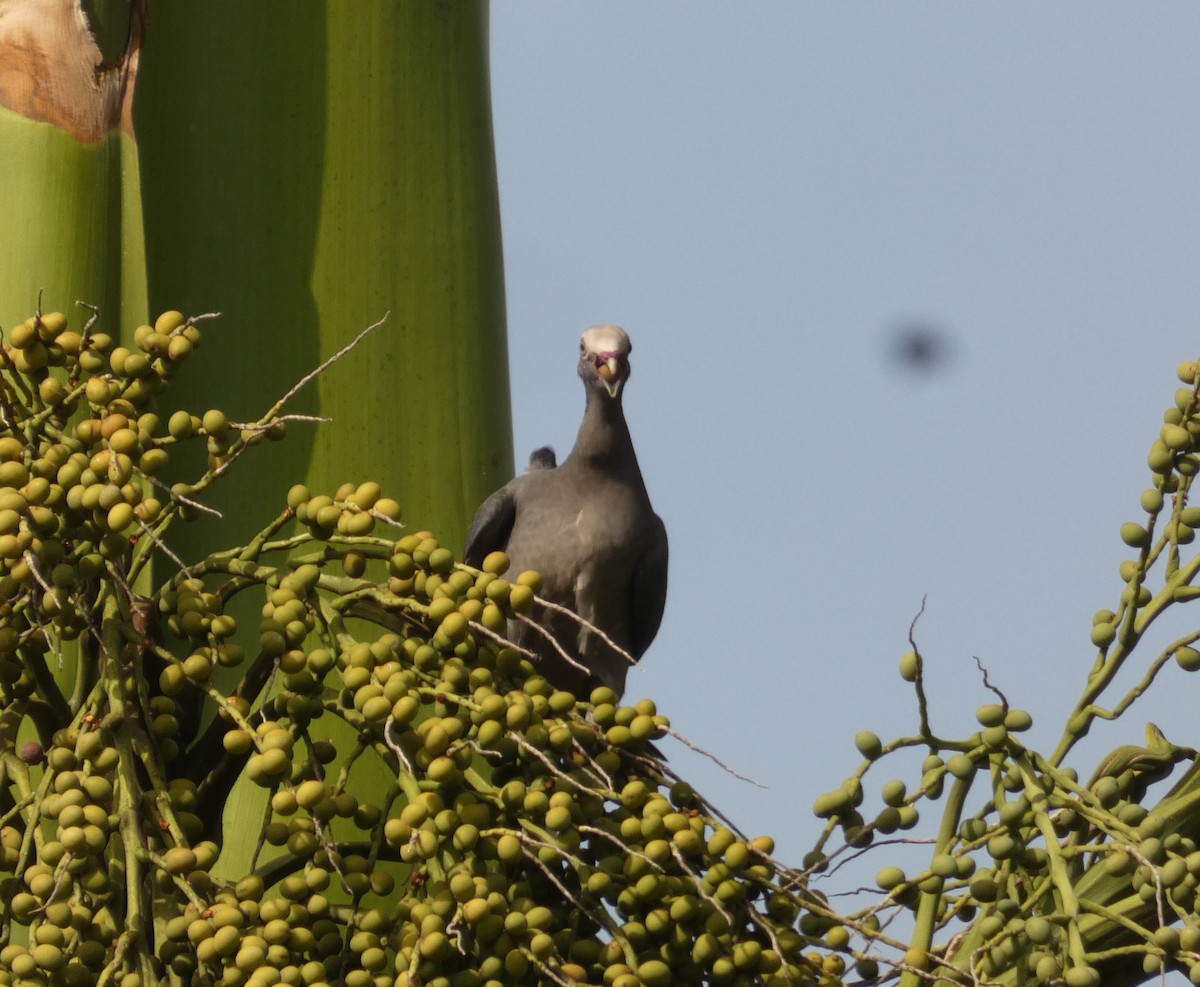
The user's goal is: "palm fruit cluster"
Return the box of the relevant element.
[150,523,842,987]
[0,306,846,987]
[798,359,1200,985]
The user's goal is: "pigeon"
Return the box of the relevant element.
[464,325,668,698]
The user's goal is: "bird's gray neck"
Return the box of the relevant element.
[571,391,642,478]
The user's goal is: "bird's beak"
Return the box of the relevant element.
[594,353,626,397]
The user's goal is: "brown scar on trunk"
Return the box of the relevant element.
[0,0,146,144]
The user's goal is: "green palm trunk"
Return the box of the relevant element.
[0,122,143,341]
[1,0,509,913]
[132,3,510,876]
[134,1,510,551]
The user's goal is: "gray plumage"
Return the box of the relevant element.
[526,446,558,471]
[464,325,668,697]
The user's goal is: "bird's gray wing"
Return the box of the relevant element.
[463,482,519,567]
[527,446,557,471]
[628,513,668,659]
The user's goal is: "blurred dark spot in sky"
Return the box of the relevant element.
[888,321,954,375]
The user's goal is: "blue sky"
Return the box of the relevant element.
[488,3,1200,888]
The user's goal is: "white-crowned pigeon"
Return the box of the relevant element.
[464,325,668,698]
